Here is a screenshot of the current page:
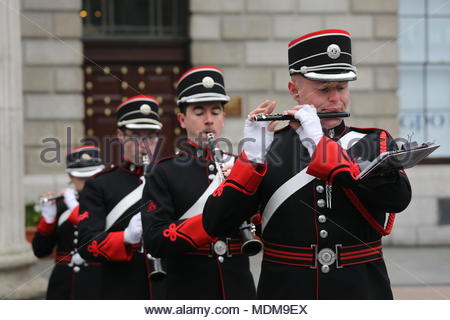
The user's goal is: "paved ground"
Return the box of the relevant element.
[27,246,450,299]
[249,246,450,300]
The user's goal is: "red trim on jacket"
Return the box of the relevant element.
[67,206,80,225]
[87,231,134,261]
[307,136,360,183]
[162,215,218,248]
[379,130,387,153]
[342,188,395,236]
[251,213,262,226]
[37,217,56,236]
[224,152,267,195]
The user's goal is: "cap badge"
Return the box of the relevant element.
[202,76,215,88]
[140,104,151,115]
[81,153,92,161]
[327,44,341,59]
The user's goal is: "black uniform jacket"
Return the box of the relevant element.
[203,122,412,300]
[77,160,164,299]
[141,140,266,299]
[32,198,101,299]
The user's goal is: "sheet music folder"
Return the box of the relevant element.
[357,142,440,180]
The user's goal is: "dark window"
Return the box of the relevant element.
[81,0,189,39]
[438,198,450,225]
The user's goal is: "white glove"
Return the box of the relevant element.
[63,188,78,210]
[243,120,274,164]
[41,201,57,223]
[294,105,324,157]
[124,213,142,245]
[70,252,85,266]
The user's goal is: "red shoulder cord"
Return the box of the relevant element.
[342,130,396,236]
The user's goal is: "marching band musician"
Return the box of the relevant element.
[77,96,165,299]
[141,66,266,299]
[202,29,412,299]
[32,145,104,299]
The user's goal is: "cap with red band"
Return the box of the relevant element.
[288,29,357,82]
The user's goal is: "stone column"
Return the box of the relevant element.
[0,0,44,299]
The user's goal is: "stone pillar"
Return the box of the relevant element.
[0,0,44,299]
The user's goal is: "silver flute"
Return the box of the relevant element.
[206,133,263,256]
[35,192,75,212]
[142,154,167,281]
[252,112,350,121]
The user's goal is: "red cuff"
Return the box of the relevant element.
[67,206,80,225]
[162,215,218,248]
[225,152,267,195]
[37,217,56,236]
[307,136,360,183]
[86,231,134,261]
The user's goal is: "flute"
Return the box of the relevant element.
[253,112,350,121]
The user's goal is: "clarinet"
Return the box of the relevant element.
[142,154,167,281]
[206,133,263,256]
[253,112,350,121]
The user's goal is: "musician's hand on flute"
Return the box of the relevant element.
[40,192,58,223]
[286,105,324,157]
[63,188,78,210]
[244,100,278,163]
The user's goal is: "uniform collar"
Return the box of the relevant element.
[181,139,213,160]
[323,120,348,139]
[120,157,143,175]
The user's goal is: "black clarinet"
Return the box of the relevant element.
[142,154,167,281]
[206,133,263,256]
[253,112,350,121]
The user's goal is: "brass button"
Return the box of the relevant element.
[104,108,111,116]
[174,107,180,114]
[86,81,93,90]
[155,66,163,75]
[121,82,128,90]
[85,66,92,75]
[158,108,164,116]
[173,66,180,74]
[86,108,94,117]
[86,96,93,105]
[174,127,181,136]
[138,66,146,75]
[104,96,111,105]
[87,128,94,136]
[121,66,128,75]
[138,81,146,90]
[157,96,163,103]
[103,66,110,74]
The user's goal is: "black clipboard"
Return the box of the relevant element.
[357,142,440,180]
